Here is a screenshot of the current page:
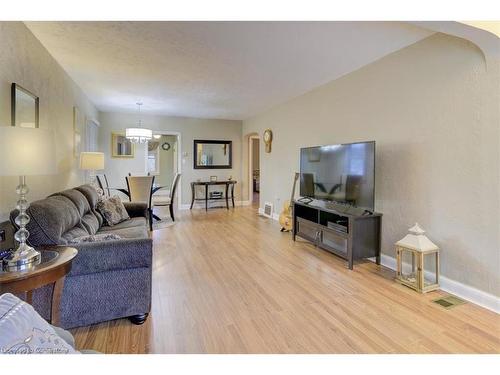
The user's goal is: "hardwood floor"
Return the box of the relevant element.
[71,206,500,353]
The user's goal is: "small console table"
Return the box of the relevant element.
[190,180,237,211]
[293,200,382,269]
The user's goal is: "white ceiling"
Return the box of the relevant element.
[25,21,433,120]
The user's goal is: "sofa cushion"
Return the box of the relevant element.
[96,196,130,226]
[15,195,86,246]
[75,184,100,208]
[51,189,90,217]
[75,185,104,227]
[52,187,101,235]
[80,213,100,235]
[98,225,148,239]
[98,217,147,232]
[61,226,91,243]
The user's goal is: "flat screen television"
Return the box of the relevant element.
[300,141,375,210]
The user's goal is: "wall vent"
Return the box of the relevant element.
[262,202,273,218]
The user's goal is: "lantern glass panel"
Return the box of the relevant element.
[400,248,417,286]
[423,251,438,287]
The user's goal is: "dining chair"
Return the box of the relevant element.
[126,175,155,231]
[152,173,181,222]
[96,174,130,199]
[96,174,111,197]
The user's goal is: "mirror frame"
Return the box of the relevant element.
[111,132,135,158]
[193,139,232,169]
[11,83,39,128]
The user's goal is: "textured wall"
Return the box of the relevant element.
[243,33,500,297]
[98,112,243,206]
[0,22,98,220]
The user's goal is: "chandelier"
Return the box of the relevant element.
[126,102,152,143]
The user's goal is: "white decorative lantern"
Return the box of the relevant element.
[395,223,440,293]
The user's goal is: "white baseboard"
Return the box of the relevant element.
[179,200,250,210]
[377,254,500,314]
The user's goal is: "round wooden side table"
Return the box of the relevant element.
[0,246,78,326]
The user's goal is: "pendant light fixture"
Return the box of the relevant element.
[126,102,152,143]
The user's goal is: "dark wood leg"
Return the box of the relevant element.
[152,214,161,221]
[376,254,381,265]
[190,183,195,209]
[51,278,65,326]
[169,203,175,221]
[231,184,235,208]
[129,313,149,325]
[225,183,229,210]
[205,185,208,211]
[26,290,33,305]
[148,209,153,231]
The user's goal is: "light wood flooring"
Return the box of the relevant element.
[71,206,500,353]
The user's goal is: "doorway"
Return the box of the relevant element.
[249,136,260,206]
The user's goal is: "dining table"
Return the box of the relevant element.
[109,184,166,199]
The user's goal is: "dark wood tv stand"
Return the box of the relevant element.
[293,200,382,269]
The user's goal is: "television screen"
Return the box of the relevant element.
[300,141,375,210]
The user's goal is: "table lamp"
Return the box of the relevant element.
[0,126,56,271]
[79,152,104,185]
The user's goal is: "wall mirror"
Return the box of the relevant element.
[11,83,39,128]
[194,140,232,169]
[111,132,135,158]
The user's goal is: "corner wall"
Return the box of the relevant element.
[0,22,98,220]
[243,33,500,299]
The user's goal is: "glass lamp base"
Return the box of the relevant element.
[2,244,41,271]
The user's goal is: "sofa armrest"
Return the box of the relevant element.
[69,238,152,277]
[123,202,148,218]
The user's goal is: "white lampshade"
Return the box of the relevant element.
[80,152,104,170]
[126,127,152,143]
[0,126,56,176]
[395,223,439,252]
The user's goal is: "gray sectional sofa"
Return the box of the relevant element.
[10,184,153,329]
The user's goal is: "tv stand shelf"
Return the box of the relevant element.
[293,200,382,269]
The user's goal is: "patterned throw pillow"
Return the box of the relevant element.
[69,233,122,244]
[0,293,78,354]
[96,196,130,226]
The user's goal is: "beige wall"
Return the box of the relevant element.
[98,112,243,206]
[243,33,500,297]
[0,22,98,220]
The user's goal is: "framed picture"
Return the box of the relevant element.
[73,106,84,158]
[210,176,217,182]
[112,132,135,158]
[11,83,39,128]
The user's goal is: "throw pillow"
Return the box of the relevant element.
[69,233,122,244]
[0,293,78,354]
[96,196,130,226]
